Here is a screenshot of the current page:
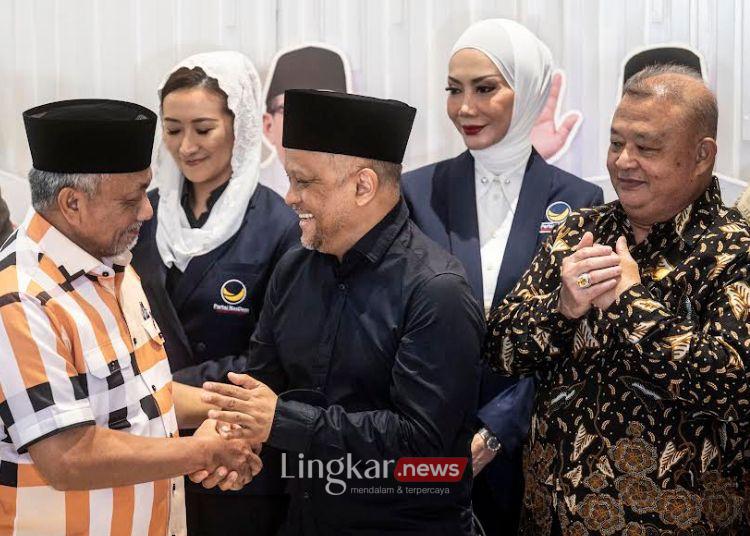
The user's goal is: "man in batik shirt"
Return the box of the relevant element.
[735,183,750,224]
[484,65,750,534]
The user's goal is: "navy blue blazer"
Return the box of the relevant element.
[402,149,603,530]
[132,186,299,385]
[131,184,299,497]
[403,149,603,431]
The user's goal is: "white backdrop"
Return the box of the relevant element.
[1,0,749,216]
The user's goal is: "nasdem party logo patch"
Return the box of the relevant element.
[214,279,251,315]
[545,201,571,224]
[540,201,572,234]
[221,279,247,305]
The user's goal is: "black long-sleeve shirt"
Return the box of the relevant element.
[230,199,483,535]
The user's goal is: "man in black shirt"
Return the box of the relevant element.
[198,89,484,535]
[0,189,12,245]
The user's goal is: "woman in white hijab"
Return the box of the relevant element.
[131,51,297,536]
[402,19,603,536]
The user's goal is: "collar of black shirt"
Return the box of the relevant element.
[334,198,409,277]
[180,178,231,229]
[611,176,722,248]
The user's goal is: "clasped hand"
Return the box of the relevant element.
[189,372,278,490]
[558,231,641,320]
[189,418,263,491]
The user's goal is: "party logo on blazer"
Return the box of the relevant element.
[221,279,247,305]
[540,201,572,234]
[213,279,250,315]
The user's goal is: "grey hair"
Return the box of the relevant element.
[330,154,403,187]
[622,63,718,139]
[28,168,104,212]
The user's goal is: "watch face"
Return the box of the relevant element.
[487,437,500,452]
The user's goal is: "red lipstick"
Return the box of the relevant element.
[462,125,484,136]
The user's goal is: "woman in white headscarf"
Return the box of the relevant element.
[131,51,297,536]
[402,19,603,536]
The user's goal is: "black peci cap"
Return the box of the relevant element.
[266,46,348,109]
[623,47,703,86]
[23,99,157,174]
[282,90,416,164]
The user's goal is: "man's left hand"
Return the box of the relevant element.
[471,433,497,476]
[593,235,641,311]
[188,418,262,491]
[201,372,278,444]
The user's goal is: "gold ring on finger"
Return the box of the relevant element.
[576,272,592,289]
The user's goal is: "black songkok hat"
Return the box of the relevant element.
[266,46,347,109]
[282,90,416,164]
[23,99,157,173]
[623,47,703,86]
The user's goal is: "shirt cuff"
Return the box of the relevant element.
[599,283,665,346]
[11,405,96,454]
[533,288,578,343]
[266,396,319,453]
[476,377,535,456]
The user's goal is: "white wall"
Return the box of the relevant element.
[1,0,748,200]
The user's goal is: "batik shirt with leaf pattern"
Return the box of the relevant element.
[484,179,750,535]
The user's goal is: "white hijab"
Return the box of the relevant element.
[154,51,262,271]
[451,19,554,176]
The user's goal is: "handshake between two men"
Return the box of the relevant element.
[189,372,278,491]
[190,233,642,489]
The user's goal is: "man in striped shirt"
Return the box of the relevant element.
[0,99,261,535]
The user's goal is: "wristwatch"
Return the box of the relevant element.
[478,427,502,454]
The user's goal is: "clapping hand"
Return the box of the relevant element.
[558,232,621,319]
[590,236,641,311]
[558,233,643,319]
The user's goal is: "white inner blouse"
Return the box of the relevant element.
[474,157,526,314]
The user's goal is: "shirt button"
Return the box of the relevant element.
[102,271,110,277]
[303,492,311,500]
[168,432,174,438]
[151,384,157,392]
[481,177,488,184]
[196,342,207,353]
[338,283,346,291]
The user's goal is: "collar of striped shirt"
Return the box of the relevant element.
[22,209,133,277]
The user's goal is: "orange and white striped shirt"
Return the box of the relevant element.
[0,210,185,535]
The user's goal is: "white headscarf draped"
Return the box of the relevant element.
[451,19,554,175]
[154,51,262,271]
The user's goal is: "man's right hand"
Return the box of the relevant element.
[189,418,263,491]
[558,232,621,319]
